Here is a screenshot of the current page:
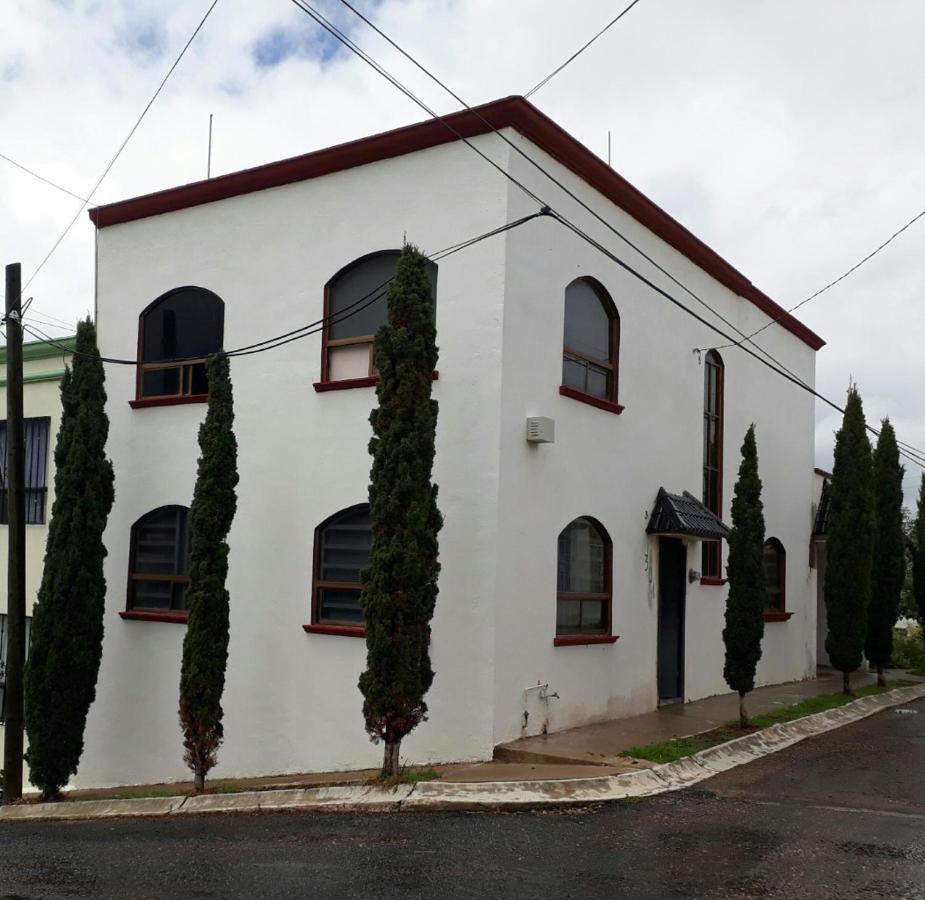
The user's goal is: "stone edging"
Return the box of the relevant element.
[3,684,922,821]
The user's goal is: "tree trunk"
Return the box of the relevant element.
[842,670,851,695]
[876,665,886,688]
[382,740,401,779]
[738,692,748,728]
[194,770,205,794]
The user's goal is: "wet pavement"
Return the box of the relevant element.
[0,697,922,899]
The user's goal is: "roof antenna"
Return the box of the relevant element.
[607,130,612,168]
[207,113,213,179]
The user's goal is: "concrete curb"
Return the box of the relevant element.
[3,684,922,821]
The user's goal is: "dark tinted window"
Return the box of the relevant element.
[556,517,611,636]
[0,417,51,524]
[564,280,611,361]
[314,505,372,626]
[128,506,191,612]
[142,288,223,362]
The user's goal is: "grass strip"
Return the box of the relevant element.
[621,680,912,764]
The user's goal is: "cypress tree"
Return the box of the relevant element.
[913,476,925,657]
[359,245,442,779]
[824,387,874,695]
[24,318,115,800]
[866,420,905,686]
[722,424,767,727]
[178,354,238,792]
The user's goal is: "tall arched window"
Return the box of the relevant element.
[320,252,438,385]
[127,506,191,614]
[311,504,372,628]
[137,287,224,401]
[561,278,620,408]
[702,350,724,579]
[556,517,612,638]
[763,538,786,612]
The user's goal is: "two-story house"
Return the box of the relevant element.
[74,96,823,789]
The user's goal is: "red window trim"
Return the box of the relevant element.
[314,371,439,393]
[763,611,793,623]
[303,623,365,638]
[700,576,727,587]
[553,634,619,647]
[119,610,188,624]
[559,385,624,415]
[129,394,208,409]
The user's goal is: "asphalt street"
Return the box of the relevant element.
[0,696,922,899]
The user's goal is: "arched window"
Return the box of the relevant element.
[137,287,224,401]
[312,504,372,627]
[127,506,191,613]
[702,350,724,579]
[556,517,612,637]
[321,252,438,384]
[763,539,786,611]
[561,278,620,406]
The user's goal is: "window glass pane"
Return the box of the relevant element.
[320,507,371,585]
[702,540,721,577]
[189,362,209,396]
[173,582,190,612]
[329,343,372,381]
[319,588,364,624]
[580,600,606,633]
[556,599,581,634]
[132,580,173,611]
[134,511,182,575]
[142,367,180,398]
[557,518,606,593]
[142,289,223,362]
[586,365,609,399]
[562,355,587,392]
[564,280,611,362]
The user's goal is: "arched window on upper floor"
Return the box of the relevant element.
[701,350,724,581]
[125,505,191,619]
[318,251,438,388]
[136,287,224,403]
[560,277,621,413]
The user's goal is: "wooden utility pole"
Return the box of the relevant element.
[2,262,25,804]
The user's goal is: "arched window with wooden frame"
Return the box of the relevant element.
[318,251,438,389]
[701,350,725,580]
[136,287,224,404]
[308,504,372,635]
[125,505,191,619]
[555,517,616,645]
[560,277,622,413]
[763,538,786,612]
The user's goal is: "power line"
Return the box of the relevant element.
[711,206,925,352]
[0,152,88,203]
[524,0,645,99]
[23,0,221,293]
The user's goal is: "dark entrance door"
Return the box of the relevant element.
[657,537,686,704]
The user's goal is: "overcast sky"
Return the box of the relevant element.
[1,0,923,500]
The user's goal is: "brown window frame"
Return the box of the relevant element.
[305,503,371,637]
[763,538,786,613]
[134,287,224,407]
[123,505,191,623]
[560,277,622,414]
[554,516,618,646]
[702,350,724,580]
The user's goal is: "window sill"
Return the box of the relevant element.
[129,394,208,409]
[554,634,619,647]
[559,385,624,415]
[303,623,365,638]
[119,610,188,624]
[314,372,439,393]
[700,577,727,586]
[763,610,793,622]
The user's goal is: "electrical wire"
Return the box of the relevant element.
[524,0,645,98]
[710,207,925,352]
[22,0,221,293]
[0,152,88,203]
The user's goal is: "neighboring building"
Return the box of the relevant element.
[76,96,824,789]
[0,336,75,771]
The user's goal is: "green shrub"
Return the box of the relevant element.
[891,623,924,670]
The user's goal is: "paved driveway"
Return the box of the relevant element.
[0,697,922,899]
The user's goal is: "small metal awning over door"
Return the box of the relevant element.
[646,488,730,540]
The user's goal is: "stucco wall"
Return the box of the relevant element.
[491,134,818,743]
[77,135,511,788]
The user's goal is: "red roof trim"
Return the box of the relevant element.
[89,96,823,350]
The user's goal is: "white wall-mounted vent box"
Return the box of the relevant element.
[525,416,555,443]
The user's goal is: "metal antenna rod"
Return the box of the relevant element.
[207,113,213,179]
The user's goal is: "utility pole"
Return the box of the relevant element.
[2,262,25,804]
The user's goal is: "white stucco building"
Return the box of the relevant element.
[75,96,824,789]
